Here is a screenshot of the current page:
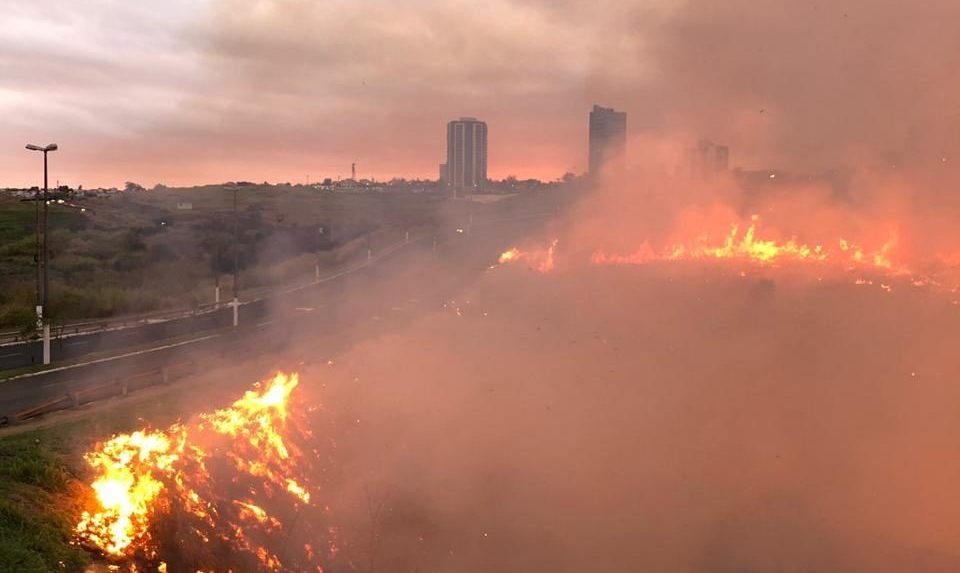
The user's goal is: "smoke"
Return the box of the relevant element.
[197,0,960,177]
[299,235,960,572]
[67,185,960,571]
[635,0,960,172]
[563,124,960,284]
[32,1,960,569]
[271,156,960,572]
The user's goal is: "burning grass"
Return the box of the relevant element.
[498,214,960,300]
[0,365,342,573]
[588,215,902,272]
[0,376,236,573]
[73,371,338,572]
[495,239,557,273]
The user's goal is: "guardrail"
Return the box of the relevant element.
[0,210,556,426]
[0,232,422,426]
[0,225,421,346]
[0,360,196,426]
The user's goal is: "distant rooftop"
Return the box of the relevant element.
[592,105,625,115]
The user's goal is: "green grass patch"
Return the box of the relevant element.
[0,188,443,328]
[0,432,90,573]
[0,396,204,572]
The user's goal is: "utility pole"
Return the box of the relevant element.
[26,143,57,365]
[315,226,323,283]
[34,183,40,328]
[232,186,239,327]
[43,150,49,359]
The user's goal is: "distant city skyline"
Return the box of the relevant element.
[0,2,637,190]
[3,1,957,189]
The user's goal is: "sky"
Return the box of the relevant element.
[1,0,958,188]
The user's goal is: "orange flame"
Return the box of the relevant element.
[75,372,327,570]
[493,217,960,297]
[591,216,908,275]
[498,239,558,273]
[498,248,521,264]
[75,430,179,556]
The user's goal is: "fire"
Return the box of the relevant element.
[498,239,558,273]
[498,248,520,264]
[591,216,910,276]
[76,430,179,556]
[75,372,334,571]
[495,217,960,297]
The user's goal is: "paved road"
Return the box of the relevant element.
[0,227,415,347]
[0,230,420,371]
[0,215,546,422]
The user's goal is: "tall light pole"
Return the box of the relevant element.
[231,185,240,327]
[33,177,40,322]
[25,143,58,365]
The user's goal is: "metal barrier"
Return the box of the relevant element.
[0,211,552,426]
[1,360,196,426]
[0,225,423,345]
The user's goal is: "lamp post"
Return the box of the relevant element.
[25,143,58,365]
[231,185,239,327]
[33,179,40,324]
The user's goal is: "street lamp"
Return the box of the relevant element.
[25,143,58,365]
[231,185,240,327]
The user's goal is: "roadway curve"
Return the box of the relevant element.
[0,214,548,423]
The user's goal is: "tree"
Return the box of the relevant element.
[124,181,146,193]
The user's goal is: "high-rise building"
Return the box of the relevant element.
[446,117,487,194]
[588,105,627,177]
[686,139,730,177]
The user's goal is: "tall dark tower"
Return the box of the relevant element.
[588,105,627,177]
[686,139,729,177]
[446,117,488,196]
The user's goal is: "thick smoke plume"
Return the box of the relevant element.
[638,0,960,172]
[310,235,960,572]
[268,167,960,571]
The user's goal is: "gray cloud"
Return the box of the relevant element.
[1,0,957,186]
